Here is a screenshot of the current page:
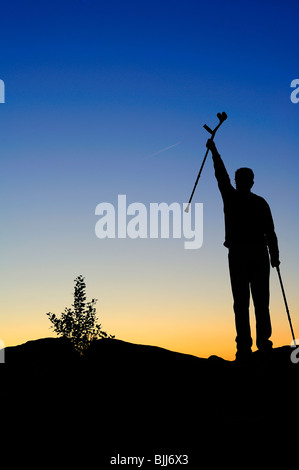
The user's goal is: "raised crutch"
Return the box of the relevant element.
[185,112,227,213]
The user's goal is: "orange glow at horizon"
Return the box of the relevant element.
[1,234,298,362]
[2,298,297,362]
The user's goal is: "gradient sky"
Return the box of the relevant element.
[1,0,298,360]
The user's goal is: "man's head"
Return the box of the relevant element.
[235,167,254,192]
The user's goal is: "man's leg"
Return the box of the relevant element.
[250,246,272,351]
[228,248,252,357]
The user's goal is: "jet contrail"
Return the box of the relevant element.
[149,141,181,158]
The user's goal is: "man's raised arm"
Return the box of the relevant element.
[206,138,232,195]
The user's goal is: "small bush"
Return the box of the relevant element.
[46,275,114,354]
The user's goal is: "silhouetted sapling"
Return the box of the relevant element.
[46,275,114,354]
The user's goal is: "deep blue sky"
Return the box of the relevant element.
[1,0,298,357]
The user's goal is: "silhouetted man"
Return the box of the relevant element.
[206,139,280,361]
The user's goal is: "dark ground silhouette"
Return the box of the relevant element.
[1,337,298,466]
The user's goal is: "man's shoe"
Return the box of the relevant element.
[235,349,253,363]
